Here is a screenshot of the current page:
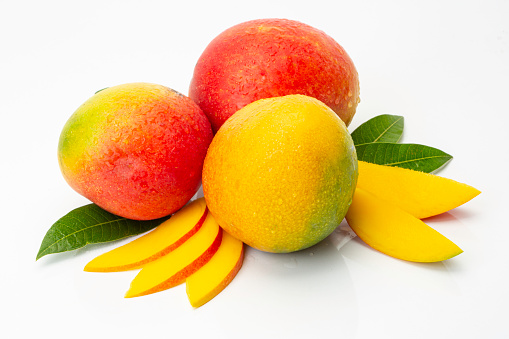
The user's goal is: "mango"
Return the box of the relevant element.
[84,198,208,272]
[189,18,360,132]
[85,198,245,306]
[124,211,222,298]
[58,83,213,220]
[345,188,463,262]
[202,95,358,253]
[186,231,244,308]
[357,161,481,219]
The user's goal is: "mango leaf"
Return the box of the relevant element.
[36,204,169,260]
[94,87,108,94]
[351,114,404,145]
[355,142,453,173]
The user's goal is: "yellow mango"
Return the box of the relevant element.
[357,161,480,219]
[124,212,222,298]
[186,231,244,308]
[203,95,358,253]
[345,188,463,262]
[84,198,208,272]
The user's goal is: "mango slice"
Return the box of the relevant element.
[357,161,480,219]
[124,212,222,298]
[345,188,463,262]
[84,198,208,272]
[186,231,244,308]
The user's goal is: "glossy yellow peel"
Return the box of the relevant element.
[357,161,480,219]
[84,198,208,272]
[186,231,244,308]
[345,187,463,262]
[203,95,358,253]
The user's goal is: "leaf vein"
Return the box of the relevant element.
[373,116,403,143]
[38,216,126,256]
[386,154,451,166]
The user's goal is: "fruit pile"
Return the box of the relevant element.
[39,18,479,308]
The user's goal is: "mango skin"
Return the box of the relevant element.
[189,18,360,133]
[202,95,358,253]
[58,83,213,220]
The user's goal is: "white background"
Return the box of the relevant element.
[2,0,508,338]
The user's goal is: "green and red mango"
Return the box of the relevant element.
[58,83,213,220]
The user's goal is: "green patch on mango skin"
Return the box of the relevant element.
[304,137,358,252]
[58,98,109,175]
[58,84,168,176]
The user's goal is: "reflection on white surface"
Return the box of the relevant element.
[198,234,360,338]
[329,220,357,251]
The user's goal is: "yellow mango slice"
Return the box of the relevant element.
[124,212,222,298]
[186,231,244,308]
[345,188,463,262]
[357,161,480,219]
[84,198,208,272]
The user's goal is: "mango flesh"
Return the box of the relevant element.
[58,83,213,220]
[124,211,222,298]
[202,95,358,253]
[186,231,244,308]
[189,18,360,132]
[357,161,481,219]
[346,188,463,262]
[84,198,208,272]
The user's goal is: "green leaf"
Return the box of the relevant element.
[351,114,404,145]
[94,87,108,94]
[36,204,169,260]
[355,142,453,173]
